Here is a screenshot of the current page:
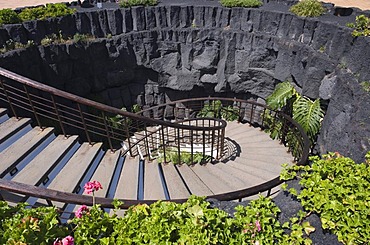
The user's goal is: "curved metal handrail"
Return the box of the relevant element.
[0,67,310,211]
[0,68,226,132]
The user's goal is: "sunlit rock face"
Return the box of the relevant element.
[0,4,368,162]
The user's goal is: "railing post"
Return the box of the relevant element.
[211,129,215,161]
[177,128,181,164]
[144,122,150,160]
[161,125,166,163]
[51,95,66,137]
[101,112,114,151]
[202,130,205,163]
[23,85,42,128]
[77,103,91,145]
[0,79,18,118]
[220,128,225,158]
[124,117,133,157]
[250,104,255,123]
[190,130,194,164]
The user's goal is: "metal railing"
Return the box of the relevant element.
[0,67,310,209]
[0,67,226,163]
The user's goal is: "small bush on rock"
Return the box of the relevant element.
[220,0,263,8]
[119,0,158,8]
[18,3,76,21]
[347,15,370,37]
[0,9,21,25]
[290,0,325,17]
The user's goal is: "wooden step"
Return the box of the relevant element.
[46,142,102,197]
[208,162,266,188]
[189,164,236,195]
[201,163,248,191]
[0,108,7,117]
[88,150,121,198]
[227,159,280,181]
[0,127,54,178]
[11,135,79,186]
[114,156,139,199]
[144,160,165,200]
[0,117,31,144]
[175,164,213,196]
[161,163,190,199]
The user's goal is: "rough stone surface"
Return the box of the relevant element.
[0,1,368,163]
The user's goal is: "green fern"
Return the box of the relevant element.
[266,82,298,110]
[293,97,324,141]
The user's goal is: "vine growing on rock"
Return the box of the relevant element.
[281,152,370,244]
[347,15,370,37]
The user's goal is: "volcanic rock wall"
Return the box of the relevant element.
[0,5,369,162]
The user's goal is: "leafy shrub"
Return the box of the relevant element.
[265,81,324,146]
[198,100,239,121]
[281,152,370,244]
[18,3,76,21]
[290,0,325,17]
[0,9,21,25]
[0,202,68,244]
[220,0,263,8]
[119,0,158,8]
[347,15,370,37]
[0,39,35,53]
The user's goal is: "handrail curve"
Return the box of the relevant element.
[0,66,310,211]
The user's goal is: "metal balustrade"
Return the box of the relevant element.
[0,67,309,209]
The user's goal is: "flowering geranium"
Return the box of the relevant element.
[255,220,261,232]
[75,205,89,219]
[54,235,74,245]
[84,181,102,194]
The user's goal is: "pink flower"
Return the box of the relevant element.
[255,220,261,232]
[62,235,74,245]
[84,180,102,194]
[75,205,89,218]
[54,236,74,245]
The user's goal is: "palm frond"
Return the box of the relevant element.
[293,97,324,141]
[266,81,297,110]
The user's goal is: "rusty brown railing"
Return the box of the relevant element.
[0,67,309,209]
[0,67,226,162]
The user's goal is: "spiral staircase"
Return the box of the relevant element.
[0,67,309,216]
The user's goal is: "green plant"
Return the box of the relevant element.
[198,100,239,121]
[0,202,68,244]
[290,0,325,17]
[280,152,370,244]
[156,147,212,165]
[347,15,370,37]
[73,33,94,43]
[265,81,325,146]
[220,0,263,8]
[361,81,370,92]
[18,3,76,21]
[0,9,21,25]
[0,39,35,53]
[119,0,158,8]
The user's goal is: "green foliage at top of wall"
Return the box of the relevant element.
[290,0,325,17]
[119,0,158,8]
[220,0,263,8]
[0,3,75,26]
[0,9,21,25]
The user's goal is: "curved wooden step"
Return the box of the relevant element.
[0,127,55,178]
